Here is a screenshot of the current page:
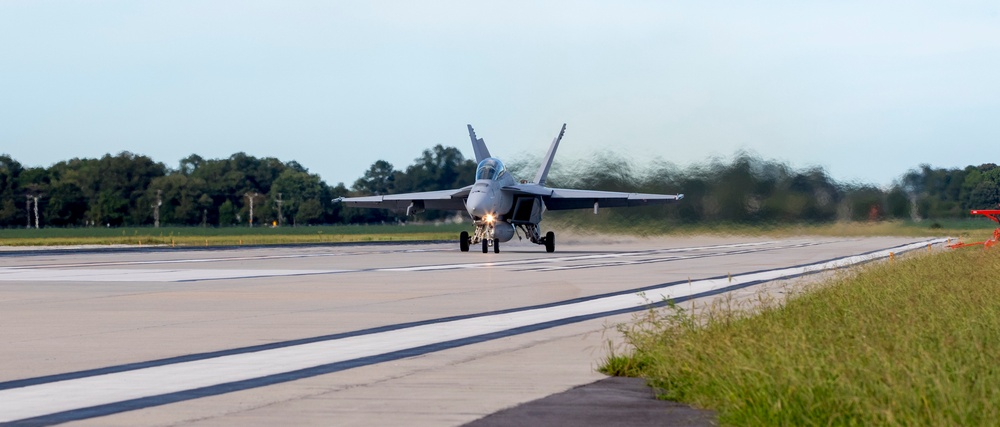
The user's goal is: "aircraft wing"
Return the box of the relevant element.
[337,186,472,211]
[543,188,684,210]
[506,184,683,211]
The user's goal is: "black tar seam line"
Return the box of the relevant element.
[0,238,941,394]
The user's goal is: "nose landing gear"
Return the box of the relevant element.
[480,238,499,253]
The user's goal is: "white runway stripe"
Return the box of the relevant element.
[0,238,947,423]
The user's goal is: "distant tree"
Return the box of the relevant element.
[965,166,1000,209]
[885,187,911,219]
[218,200,237,226]
[85,152,167,225]
[392,145,476,221]
[95,190,129,226]
[147,174,208,225]
[0,199,17,226]
[45,182,88,226]
[347,160,398,223]
[271,169,325,226]
[0,156,27,227]
[844,186,886,221]
[179,154,204,176]
[353,160,396,195]
[395,145,476,192]
[295,199,323,225]
[325,182,350,224]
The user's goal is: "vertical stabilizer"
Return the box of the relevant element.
[467,125,492,163]
[533,123,566,186]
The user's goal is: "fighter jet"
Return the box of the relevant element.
[337,124,684,253]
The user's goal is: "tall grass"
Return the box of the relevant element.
[602,249,1000,425]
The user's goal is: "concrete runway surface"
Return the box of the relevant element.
[0,235,947,426]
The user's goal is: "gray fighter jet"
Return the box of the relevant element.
[337,124,684,253]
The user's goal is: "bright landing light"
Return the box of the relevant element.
[485,214,495,224]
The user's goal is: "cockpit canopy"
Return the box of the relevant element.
[475,158,506,181]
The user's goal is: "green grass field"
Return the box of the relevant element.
[0,223,469,247]
[601,246,1000,425]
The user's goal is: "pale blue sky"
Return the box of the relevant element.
[2,1,998,188]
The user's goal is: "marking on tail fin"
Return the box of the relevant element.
[467,125,491,163]
[534,123,566,186]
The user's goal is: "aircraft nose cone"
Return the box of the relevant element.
[467,191,492,218]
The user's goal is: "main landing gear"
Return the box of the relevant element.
[458,229,555,253]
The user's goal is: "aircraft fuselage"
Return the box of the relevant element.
[467,158,518,243]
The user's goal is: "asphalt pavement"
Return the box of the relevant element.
[465,376,716,427]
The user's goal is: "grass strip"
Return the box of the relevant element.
[548,215,996,238]
[602,247,1000,425]
[0,224,467,247]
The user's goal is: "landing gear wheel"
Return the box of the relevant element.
[482,239,489,253]
[494,239,500,253]
[545,231,555,253]
[459,231,469,252]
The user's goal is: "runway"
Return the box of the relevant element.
[0,235,946,426]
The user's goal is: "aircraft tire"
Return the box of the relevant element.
[460,231,469,252]
[494,239,500,253]
[482,239,489,253]
[545,231,555,253]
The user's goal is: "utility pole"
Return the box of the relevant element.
[152,189,162,228]
[275,193,284,227]
[33,196,39,229]
[245,192,259,227]
[25,195,31,229]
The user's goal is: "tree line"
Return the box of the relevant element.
[533,152,998,225]
[0,147,995,228]
[0,145,476,228]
